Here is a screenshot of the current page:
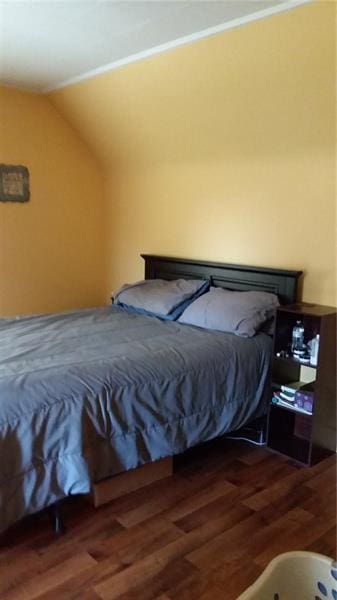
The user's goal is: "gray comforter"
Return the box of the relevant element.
[0,306,272,532]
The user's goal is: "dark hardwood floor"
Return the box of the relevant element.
[0,439,336,599]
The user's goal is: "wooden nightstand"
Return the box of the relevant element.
[266,303,336,465]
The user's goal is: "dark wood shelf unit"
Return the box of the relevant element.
[268,404,313,465]
[267,303,336,466]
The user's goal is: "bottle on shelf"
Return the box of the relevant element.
[291,320,305,354]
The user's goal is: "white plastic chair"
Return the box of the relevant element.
[237,551,337,600]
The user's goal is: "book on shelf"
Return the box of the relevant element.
[294,389,314,413]
[271,395,313,415]
[273,391,294,405]
[272,381,314,395]
[279,390,295,402]
[271,389,296,402]
[280,381,305,394]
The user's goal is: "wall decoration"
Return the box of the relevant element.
[0,164,30,203]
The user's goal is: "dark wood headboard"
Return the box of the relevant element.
[141,255,302,305]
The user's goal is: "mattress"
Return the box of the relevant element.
[0,306,272,532]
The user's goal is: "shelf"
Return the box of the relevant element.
[273,355,317,370]
[267,404,313,465]
[271,399,313,416]
[272,380,315,392]
[268,435,312,466]
[267,303,336,466]
[278,303,337,317]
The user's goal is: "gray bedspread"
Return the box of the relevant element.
[0,306,272,532]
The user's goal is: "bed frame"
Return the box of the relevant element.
[142,254,302,305]
[54,256,302,531]
[88,258,302,502]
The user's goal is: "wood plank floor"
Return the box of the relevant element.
[0,439,336,599]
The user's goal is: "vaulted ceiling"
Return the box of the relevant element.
[0,0,308,92]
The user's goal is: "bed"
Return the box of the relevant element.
[0,255,301,533]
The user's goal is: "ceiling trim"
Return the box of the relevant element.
[45,0,310,94]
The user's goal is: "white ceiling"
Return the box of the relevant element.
[0,0,308,93]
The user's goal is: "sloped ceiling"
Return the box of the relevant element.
[0,0,308,92]
[48,1,323,172]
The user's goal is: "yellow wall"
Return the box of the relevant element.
[51,2,337,306]
[0,86,106,316]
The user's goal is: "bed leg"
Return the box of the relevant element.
[50,501,66,535]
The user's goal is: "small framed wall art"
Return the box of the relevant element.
[0,164,30,203]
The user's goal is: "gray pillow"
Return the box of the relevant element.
[178,287,279,337]
[113,278,209,319]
